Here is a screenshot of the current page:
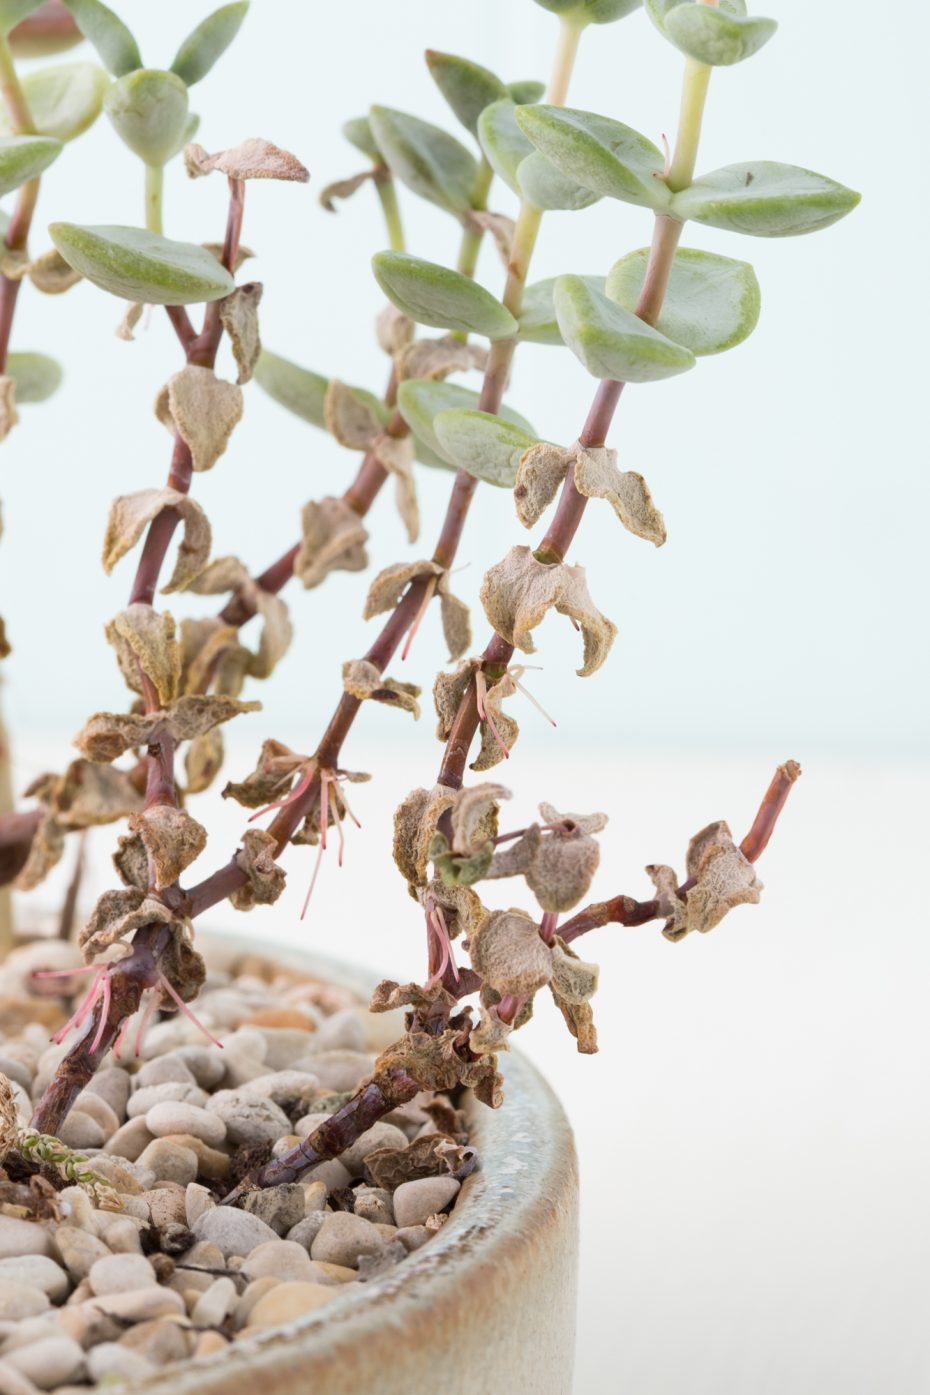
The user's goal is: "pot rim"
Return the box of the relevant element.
[130,930,578,1393]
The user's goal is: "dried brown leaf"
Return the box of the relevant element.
[222,737,308,810]
[12,813,64,891]
[296,496,368,590]
[118,805,207,891]
[78,887,174,959]
[230,828,286,910]
[342,658,420,718]
[115,301,143,341]
[469,907,553,997]
[393,784,454,890]
[75,695,259,764]
[27,247,81,294]
[421,877,485,942]
[184,727,224,795]
[373,433,419,544]
[480,545,616,677]
[102,488,211,594]
[513,442,573,529]
[324,378,381,450]
[646,862,687,942]
[376,304,415,356]
[319,168,375,210]
[365,1133,469,1187]
[395,336,487,383]
[377,1029,503,1109]
[684,820,763,935]
[26,760,142,830]
[485,823,542,881]
[105,604,181,706]
[0,377,18,443]
[154,364,243,473]
[450,783,508,857]
[218,282,263,385]
[574,445,666,546]
[185,138,309,182]
[188,556,292,681]
[463,208,515,265]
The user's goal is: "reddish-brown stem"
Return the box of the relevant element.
[739,759,802,862]
[189,178,244,367]
[165,303,196,353]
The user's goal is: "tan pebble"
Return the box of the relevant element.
[185,1182,215,1229]
[302,1158,351,1192]
[392,1176,460,1230]
[0,1256,68,1303]
[240,1240,316,1283]
[247,1281,338,1327]
[194,1330,228,1356]
[337,1121,407,1175]
[233,1276,279,1326]
[271,1134,302,1158]
[103,1118,154,1162]
[302,1180,327,1214]
[53,1226,110,1280]
[87,1253,156,1296]
[64,1277,93,1304]
[136,1056,197,1089]
[140,1187,187,1230]
[190,1276,237,1327]
[0,1355,42,1395]
[56,1112,105,1151]
[394,1225,432,1252]
[308,1261,357,1285]
[56,1187,96,1231]
[87,1286,186,1322]
[70,1091,119,1138]
[310,1212,384,1268]
[117,1195,150,1222]
[146,1102,227,1147]
[85,1342,154,1382]
[95,1215,143,1254]
[53,1301,120,1349]
[3,1335,84,1389]
[119,1316,192,1365]
[0,1280,49,1320]
[305,1050,375,1093]
[127,1082,207,1119]
[137,1139,199,1186]
[0,1217,53,1261]
[83,1067,131,1121]
[183,1240,224,1270]
[242,1009,316,1031]
[161,1133,230,1180]
[85,1156,144,1197]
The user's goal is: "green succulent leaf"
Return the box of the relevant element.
[433,409,538,488]
[672,161,861,237]
[554,274,695,383]
[507,79,545,104]
[104,68,188,166]
[397,379,536,469]
[170,2,248,86]
[0,1,42,36]
[425,50,507,138]
[48,223,236,304]
[646,1,775,66]
[517,151,601,210]
[0,134,61,198]
[518,273,605,344]
[342,116,380,161]
[372,251,517,340]
[369,106,478,215]
[62,0,141,77]
[531,0,643,23]
[253,350,388,433]
[515,105,671,210]
[477,98,533,194]
[0,63,108,143]
[7,351,62,402]
[606,247,760,355]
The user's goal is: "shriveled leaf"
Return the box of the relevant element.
[75,694,259,764]
[425,49,507,138]
[470,908,553,996]
[185,727,224,795]
[324,378,380,450]
[104,68,189,165]
[26,248,81,294]
[184,137,309,182]
[154,365,243,472]
[606,245,760,355]
[79,887,174,960]
[449,782,508,856]
[376,303,414,356]
[646,1,776,67]
[170,1,249,86]
[397,379,535,468]
[105,603,181,705]
[554,274,695,382]
[218,281,262,384]
[222,737,307,810]
[574,445,666,545]
[187,555,292,682]
[319,168,374,212]
[0,62,108,143]
[101,487,210,593]
[296,496,368,590]
[516,105,670,211]
[433,409,537,488]
[683,819,763,934]
[368,105,478,215]
[6,351,61,403]
[480,545,616,676]
[230,828,286,911]
[395,335,486,383]
[61,0,141,76]
[374,432,419,543]
[364,558,469,660]
[0,133,61,197]
[393,784,454,889]
[118,805,207,890]
[49,223,235,304]
[372,251,517,340]
[513,441,573,528]
[671,161,861,238]
[342,658,420,719]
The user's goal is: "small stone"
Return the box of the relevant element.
[85,1343,154,1383]
[338,1121,408,1176]
[303,1180,327,1213]
[312,1007,368,1053]
[395,1225,432,1252]
[302,1159,351,1193]
[190,1276,237,1327]
[234,1277,279,1326]
[140,1188,188,1230]
[84,1066,131,1119]
[192,1207,278,1259]
[392,1176,460,1229]
[240,1239,317,1283]
[353,1187,395,1226]
[86,1155,146,1196]
[0,1056,32,1092]
[137,1139,199,1186]
[0,1257,68,1303]
[0,1281,49,1320]
[145,1101,227,1146]
[159,1132,231,1181]
[246,1281,338,1327]
[56,1186,95,1231]
[68,1091,119,1138]
[174,1046,225,1090]
[205,1092,290,1147]
[88,1253,157,1296]
[285,1215,326,1251]
[185,1183,215,1229]
[127,1082,207,1118]
[238,1070,320,1111]
[4,1336,83,1389]
[0,1357,43,1395]
[56,1112,105,1151]
[104,1117,154,1161]
[302,1050,375,1093]
[357,1239,407,1282]
[53,1227,110,1280]
[86,1286,186,1321]
[310,1212,384,1269]
[183,1240,224,1271]
[119,1316,191,1365]
[194,1331,229,1356]
[241,1184,305,1237]
[136,1056,197,1088]
[242,1009,316,1033]
[54,1302,120,1350]
[96,1216,143,1255]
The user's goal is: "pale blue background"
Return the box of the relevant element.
[1,5,927,1394]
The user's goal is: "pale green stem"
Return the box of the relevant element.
[0,36,34,135]
[144,164,164,235]
[375,172,404,252]
[665,57,712,193]
[549,17,585,106]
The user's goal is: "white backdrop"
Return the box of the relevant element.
[1,3,928,1392]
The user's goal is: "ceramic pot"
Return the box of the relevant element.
[142,933,579,1395]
